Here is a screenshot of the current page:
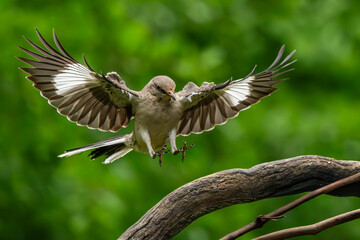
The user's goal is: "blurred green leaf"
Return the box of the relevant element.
[1,0,360,239]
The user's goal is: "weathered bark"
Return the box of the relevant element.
[118,155,360,240]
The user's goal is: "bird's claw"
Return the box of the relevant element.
[153,145,170,166]
[174,141,194,162]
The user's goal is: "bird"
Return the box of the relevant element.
[18,29,296,165]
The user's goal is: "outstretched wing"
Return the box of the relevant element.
[18,29,140,132]
[177,45,296,136]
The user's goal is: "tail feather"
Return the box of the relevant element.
[58,134,133,163]
[89,143,126,159]
[102,147,133,164]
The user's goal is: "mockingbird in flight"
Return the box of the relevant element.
[19,29,296,164]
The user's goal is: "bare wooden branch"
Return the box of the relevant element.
[253,209,360,240]
[220,170,360,240]
[118,155,360,240]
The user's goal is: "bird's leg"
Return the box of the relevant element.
[169,128,178,154]
[154,145,170,166]
[168,129,193,161]
[139,128,170,165]
[139,128,156,158]
[173,141,194,162]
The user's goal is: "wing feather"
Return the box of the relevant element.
[177,45,296,136]
[18,29,140,132]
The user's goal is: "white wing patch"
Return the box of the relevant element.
[53,63,96,95]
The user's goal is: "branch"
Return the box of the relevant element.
[220,170,360,240]
[254,209,360,240]
[118,155,360,240]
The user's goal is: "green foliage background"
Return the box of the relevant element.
[1,0,360,239]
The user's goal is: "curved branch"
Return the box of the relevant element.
[254,209,360,240]
[118,155,360,240]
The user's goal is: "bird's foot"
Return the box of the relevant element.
[174,141,194,162]
[153,145,170,166]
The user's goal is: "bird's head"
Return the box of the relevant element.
[150,75,177,101]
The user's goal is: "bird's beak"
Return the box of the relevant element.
[168,91,177,101]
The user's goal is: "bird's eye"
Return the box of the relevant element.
[155,84,166,94]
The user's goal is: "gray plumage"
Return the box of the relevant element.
[19,29,296,164]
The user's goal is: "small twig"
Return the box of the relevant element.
[254,209,360,240]
[220,171,360,240]
[258,215,285,221]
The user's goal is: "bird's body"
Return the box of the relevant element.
[132,78,183,153]
[19,29,296,164]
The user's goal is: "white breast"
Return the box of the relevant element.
[133,98,182,151]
